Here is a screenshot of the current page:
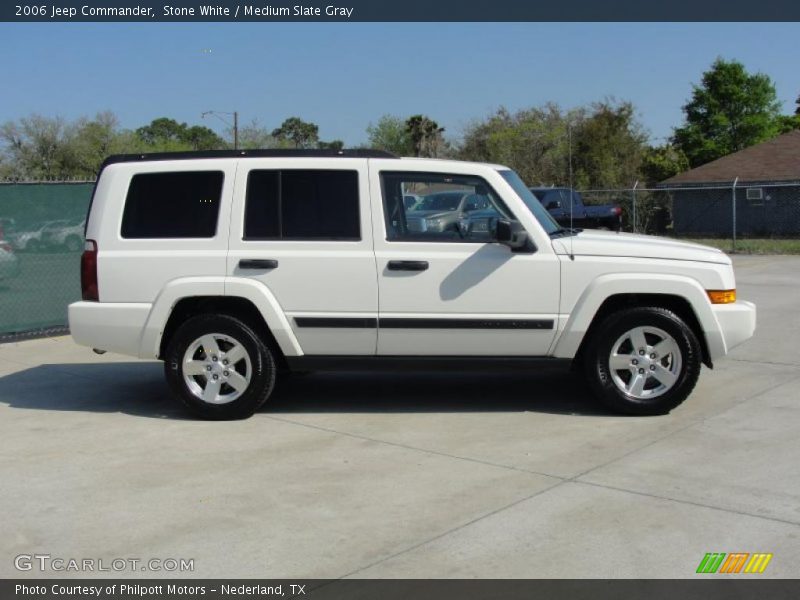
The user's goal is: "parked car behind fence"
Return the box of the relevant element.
[532,187,622,231]
[0,240,20,282]
[41,218,86,252]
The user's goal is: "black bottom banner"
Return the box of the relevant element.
[4,579,800,600]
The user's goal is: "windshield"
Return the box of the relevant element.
[498,170,561,235]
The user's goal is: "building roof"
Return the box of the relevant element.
[661,129,800,186]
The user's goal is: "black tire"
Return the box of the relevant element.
[583,306,702,416]
[164,314,277,420]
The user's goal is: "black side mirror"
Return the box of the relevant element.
[495,219,529,250]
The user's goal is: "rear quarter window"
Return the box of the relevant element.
[121,171,224,239]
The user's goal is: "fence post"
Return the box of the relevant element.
[631,180,639,233]
[731,177,738,253]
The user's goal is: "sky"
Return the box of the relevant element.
[1,22,798,146]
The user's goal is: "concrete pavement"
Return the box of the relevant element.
[1,256,798,578]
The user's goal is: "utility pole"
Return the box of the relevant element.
[732,177,738,253]
[233,111,238,150]
[201,110,239,150]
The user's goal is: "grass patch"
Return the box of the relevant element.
[684,238,800,255]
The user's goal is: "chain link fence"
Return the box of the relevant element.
[0,180,94,340]
[1,176,799,339]
[579,181,800,249]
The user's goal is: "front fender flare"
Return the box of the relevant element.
[552,273,725,361]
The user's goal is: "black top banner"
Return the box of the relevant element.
[2,0,800,22]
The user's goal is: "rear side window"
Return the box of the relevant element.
[121,171,224,238]
[244,170,360,240]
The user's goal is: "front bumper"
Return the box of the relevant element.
[712,300,756,356]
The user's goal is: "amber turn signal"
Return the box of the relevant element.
[707,289,736,304]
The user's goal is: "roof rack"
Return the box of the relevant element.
[101,148,398,168]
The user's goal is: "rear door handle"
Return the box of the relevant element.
[239,259,279,270]
[387,260,429,271]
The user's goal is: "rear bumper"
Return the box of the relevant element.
[710,300,756,358]
[68,301,151,357]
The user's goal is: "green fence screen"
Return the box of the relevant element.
[0,182,94,338]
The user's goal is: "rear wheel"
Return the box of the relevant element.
[164,314,276,419]
[583,307,702,415]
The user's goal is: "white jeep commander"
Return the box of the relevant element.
[69,149,756,419]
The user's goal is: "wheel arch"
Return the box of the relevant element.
[158,296,288,372]
[572,293,712,370]
[138,277,303,361]
[554,273,723,369]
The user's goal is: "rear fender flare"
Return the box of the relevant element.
[139,276,302,359]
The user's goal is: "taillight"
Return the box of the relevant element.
[81,240,98,301]
[613,207,622,216]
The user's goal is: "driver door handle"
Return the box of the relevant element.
[387,260,429,271]
[239,259,279,270]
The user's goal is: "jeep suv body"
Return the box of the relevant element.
[69,150,756,419]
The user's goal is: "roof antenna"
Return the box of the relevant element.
[567,121,575,261]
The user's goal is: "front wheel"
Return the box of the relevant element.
[583,307,702,415]
[164,314,277,419]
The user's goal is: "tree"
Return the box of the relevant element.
[405,115,445,157]
[459,104,571,186]
[271,117,319,149]
[458,100,647,189]
[0,113,135,179]
[0,114,78,179]
[778,94,800,132]
[641,144,689,185]
[777,114,800,133]
[366,115,413,155]
[71,112,121,176]
[182,125,227,150]
[135,117,184,145]
[317,139,344,150]
[672,58,783,167]
[572,100,648,189]
[135,117,225,150]
[233,119,282,149]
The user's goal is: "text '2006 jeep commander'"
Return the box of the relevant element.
[69,149,756,419]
